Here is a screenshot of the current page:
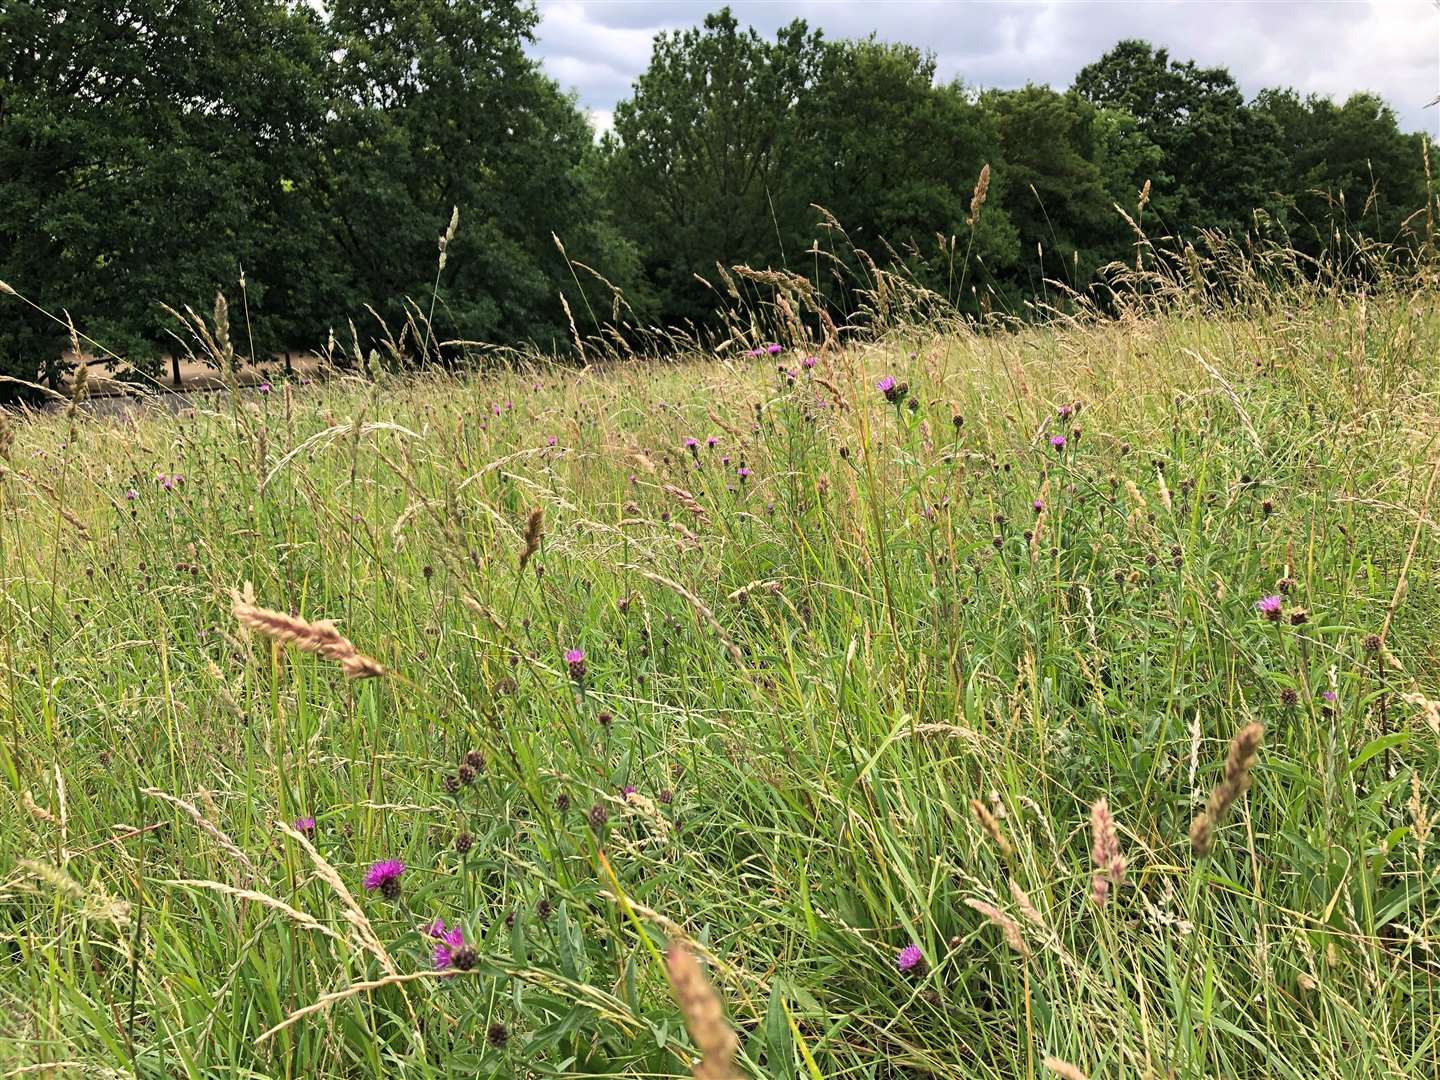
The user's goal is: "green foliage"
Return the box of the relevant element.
[0,0,332,385]
[606,7,825,326]
[1074,39,1288,234]
[798,40,1017,311]
[1253,89,1434,257]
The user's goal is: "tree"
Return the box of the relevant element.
[1073,40,1283,236]
[980,86,1118,295]
[315,0,641,356]
[793,39,1016,311]
[606,7,824,325]
[1252,88,1434,256]
[0,0,332,389]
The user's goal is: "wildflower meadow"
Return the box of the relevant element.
[2,235,1440,1079]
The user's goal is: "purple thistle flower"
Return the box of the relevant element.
[363,859,405,898]
[766,343,782,355]
[258,381,272,394]
[802,356,818,369]
[1050,435,1067,452]
[429,919,466,969]
[737,467,751,482]
[876,375,896,394]
[125,488,138,501]
[706,436,718,448]
[161,477,174,491]
[1057,402,1074,420]
[1033,499,1044,513]
[745,348,762,358]
[621,785,637,797]
[1256,595,1284,621]
[547,435,558,446]
[564,647,586,681]
[293,816,316,833]
[896,944,924,973]
[1321,689,1337,703]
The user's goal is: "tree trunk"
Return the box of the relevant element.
[171,354,182,388]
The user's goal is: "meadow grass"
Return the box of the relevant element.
[1,283,1439,1078]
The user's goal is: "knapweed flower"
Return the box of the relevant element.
[125,488,138,501]
[896,944,925,976]
[1049,435,1067,453]
[258,381,272,394]
[564,648,586,681]
[1033,499,1044,514]
[621,784,637,797]
[737,467,751,482]
[706,435,718,448]
[1058,402,1074,420]
[1256,595,1284,621]
[429,919,466,969]
[745,347,762,358]
[546,435,557,446]
[363,859,405,899]
[802,355,817,369]
[765,343,782,355]
[293,816,316,834]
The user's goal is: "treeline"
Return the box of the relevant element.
[2,2,1434,385]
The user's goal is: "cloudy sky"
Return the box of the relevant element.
[527,0,1440,136]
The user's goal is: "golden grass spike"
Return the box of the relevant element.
[665,940,738,1080]
[1190,721,1264,857]
[964,898,1029,956]
[967,163,991,227]
[231,585,385,679]
[519,506,545,569]
[969,798,1014,860]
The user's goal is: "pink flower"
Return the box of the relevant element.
[363,859,405,896]
[429,919,466,969]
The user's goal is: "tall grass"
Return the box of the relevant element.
[1,223,1439,1078]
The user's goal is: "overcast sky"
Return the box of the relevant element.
[527,0,1440,137]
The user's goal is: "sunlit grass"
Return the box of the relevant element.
[2,290,1439,1078]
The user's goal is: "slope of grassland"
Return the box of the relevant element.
[1,295,1439,1078]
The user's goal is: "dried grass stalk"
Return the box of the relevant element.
[1189,722,1264,856]
[1044,1058,1089,1080]
[970,798,1014,860]
[231,585,384,679]
[965,898,1029,956]
[636,569,744,665]
[1089,798,1125,906]
[666,940,738,1080]
[519,506,544,569]
[143,788,255,874]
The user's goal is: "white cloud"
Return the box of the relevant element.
[529,0,1440,135]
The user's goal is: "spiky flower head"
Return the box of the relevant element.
[363,859,405,899]
[896,944,925,974]
[429,919,466,969]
